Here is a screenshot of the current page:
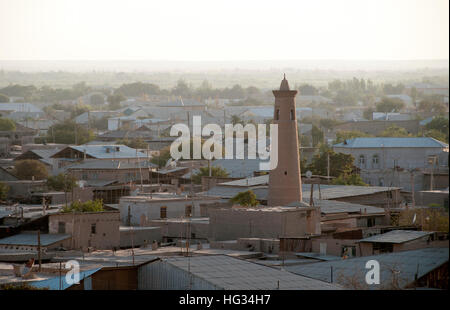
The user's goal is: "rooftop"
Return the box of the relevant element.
[334,137,448,149]
[284,247,449,289]
[162,255,341,290]
[359,230,434,244]
[0,233,71,246]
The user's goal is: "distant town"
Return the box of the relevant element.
[0,69,448,290]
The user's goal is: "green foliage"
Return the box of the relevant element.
[418,99,446,114]
[425,116,449,142]
[0,93,10,102]
[107,93,126,110]
[298,84,318,95]
[0,182,9,200]
[116,82,160,97]
[307,149,355,177]
[150,146,172,168]
[13,160,49,180]
[424,129,448,143]
[192,166,229,184]
[0,117,16,131]
[230,190,259,207]
[47,174,78,192]
[331,174,367,186]
[46,120,94,144]
[375,97,405,112]
[335,130,372,144]
[378,125,411,137]
[89,93,104,106]
[311,125,324,147]
[61,199,104,213]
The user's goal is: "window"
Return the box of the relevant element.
[359,155,366,168]
[58,221,66,234]
[276,109,280,120]
[290,109,294,120]
[367,218,375,227]
[160,206,167,219]
[185,205,192,217]
[372,154,379,168]
[91,223,96,234]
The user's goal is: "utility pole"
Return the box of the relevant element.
[327,152,330,184]
[37,230,41,271]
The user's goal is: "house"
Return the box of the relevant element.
[48,211,121,250]
[333,137,449,190]
[50,144,148,170]
[75,111,117,125]
[0,233,71,252]
[284,247,448,289]
[65,159,157,183]
[333,137,448,171]
[138,255,340,290]
[0,122,37,147]
[14,148,62,174]
[358,230,435,256]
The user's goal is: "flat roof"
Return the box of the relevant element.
[285,247,449,289]
[163,255,341,290]
[359,230,434,244]
[0,233,71,246]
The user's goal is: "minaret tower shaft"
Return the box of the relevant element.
[268,75,303,206]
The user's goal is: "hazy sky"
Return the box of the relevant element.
[0,0,448,61]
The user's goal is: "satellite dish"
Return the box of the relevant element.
[306,170,312,179]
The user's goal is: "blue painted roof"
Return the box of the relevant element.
[62,144,147,159]
[30,267,101,290]
[334,137,448,148]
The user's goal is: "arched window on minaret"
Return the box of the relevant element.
[290,109,294,120]
[276,109,280,120]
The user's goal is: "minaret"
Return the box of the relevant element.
[268,75,303,206]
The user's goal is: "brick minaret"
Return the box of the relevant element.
[268,75,303,206]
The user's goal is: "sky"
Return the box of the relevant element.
[0,0,448,61]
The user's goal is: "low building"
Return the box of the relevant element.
[0,233,71,252]
[48,211,121,250]
[208,205,321,241]
[138,255,341,290]
[119,226,162,248]
[118,194,220,226]
[358,230,436,256]
[285,247,449,289]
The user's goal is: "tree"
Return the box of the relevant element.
[307,148,355,177]
[424,129,448,143]
[375,97,405,113]
[0,93,9,102]
[192,166,229,184]
[150,146,172,167]
[331,174,367,186]
[89,94,105,106]
[230,190,259,207]
[13,160,48,180]
[231,115,244,125]
[335,131,372,144]
[425,116,449,142]
[298,84,318,95]
[418,99,446,114]
[107,93,126,110]
[311,125,324,147]
[379,125,410,137]
[0,182,9,200]
[61,199,104,213]
[0,118,16,131]
[46,120,94,144]
[47,173,78,206]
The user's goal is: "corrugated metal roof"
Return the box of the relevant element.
[54,144,147,159]
[0,233,71,246]
[0,103,42,113]
[66,159,157,170]
[334,137,448,148]
[29,267,101,290]
[359,230,434,244]
[205,184,399,201]
[164,255,341,290]
[285,247,448,289]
